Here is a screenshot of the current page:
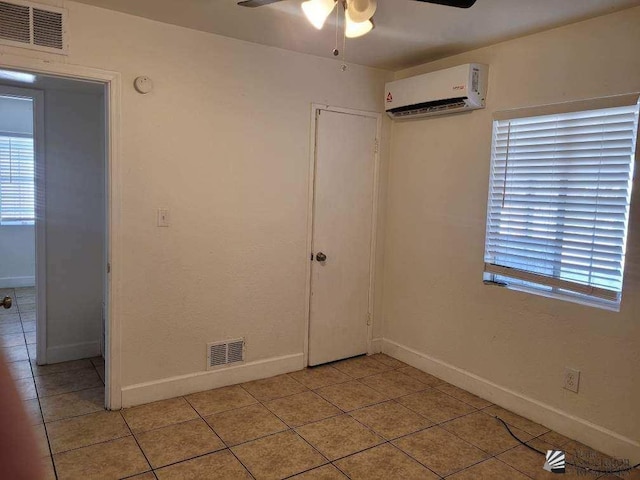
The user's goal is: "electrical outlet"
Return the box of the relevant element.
[563,367,580,393]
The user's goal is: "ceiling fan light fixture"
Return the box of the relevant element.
[346,0,377,23]
[345,9,374,38]
[301,0,337,30]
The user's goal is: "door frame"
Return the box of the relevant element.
[0,55,123,410]
[303,104,382,367]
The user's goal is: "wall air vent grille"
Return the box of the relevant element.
[0,2,30,44]
[0,0,67,54]
[207,338,245,370]
[33,7,63,50]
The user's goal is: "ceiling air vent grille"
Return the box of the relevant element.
[207,338,245,370]
[0,0,67,54]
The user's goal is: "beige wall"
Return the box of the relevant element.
[383,7,640,459]
[0,1,391,388]
[0,225,35,287]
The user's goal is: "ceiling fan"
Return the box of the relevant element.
[239,0,477,8]
[238,0,478,38]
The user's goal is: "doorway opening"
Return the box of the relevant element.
[0,70,109,409]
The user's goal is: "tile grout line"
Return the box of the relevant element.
[46,429,133,456]
[24,295,60,480]
[254,390,333,474]
[185,365,400,478]
[120,470,159,480]
[280,358,440,478]
[385,442,446,479]
[434,406,545,479]
[382,352,550,478]
[37,388,106,424]
[120,408,159,477]
[321,364,451,479]
[296,358,527,479]
[147,440,255,479]
[34,365,98,377]
[182,394,258,480]
[330,461,354,480]
[321,359,430,475]
[91,360,105,386]
[394,435,490,479]
[236,373,311,404]
[488,454,537,480]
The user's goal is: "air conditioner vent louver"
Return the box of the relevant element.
[0,2,30,44]
[33,8,63,50]
[207,338,245,370]
[227,341,244,364]
[389,99,468,118]
[0,0,66,54]
[210,344,226,367]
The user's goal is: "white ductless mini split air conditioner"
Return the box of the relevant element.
[385,63,488,120]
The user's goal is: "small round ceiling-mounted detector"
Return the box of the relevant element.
[134,76,153,94]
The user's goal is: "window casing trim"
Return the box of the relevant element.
[483,272,622,312]
[484,262,619,302]
[484,94,640,310]
[493,93,640,122]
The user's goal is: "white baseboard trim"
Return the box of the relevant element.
[382,338,640,463]
[46,341,101,364]
[0,276,35,289]
[121,353,305,408]
[370,337,383,354]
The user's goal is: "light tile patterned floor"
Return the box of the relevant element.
[1,292,637,479]
[0,286,105,479]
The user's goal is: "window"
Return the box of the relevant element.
[0,134,35,225]
[483,95,640,310]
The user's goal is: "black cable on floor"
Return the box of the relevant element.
[495,416,640,475]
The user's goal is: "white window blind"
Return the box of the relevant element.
[0,134,35,225]
[484,99,639,307]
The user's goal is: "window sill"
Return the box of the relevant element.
[0,221,35,227]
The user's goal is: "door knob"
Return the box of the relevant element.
[1,296,12,309]
[316,252,327,262]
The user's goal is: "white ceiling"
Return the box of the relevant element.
[72,0,640,70]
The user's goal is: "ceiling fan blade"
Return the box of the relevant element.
[238,0,284,7]
[412,0,477,8]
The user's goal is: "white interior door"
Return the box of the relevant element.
[308,108,378,366]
